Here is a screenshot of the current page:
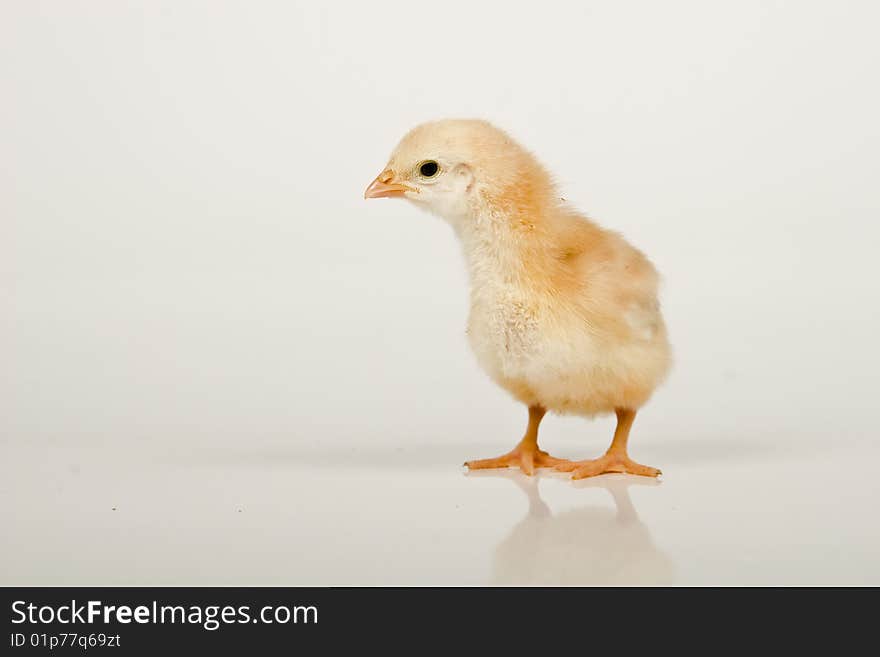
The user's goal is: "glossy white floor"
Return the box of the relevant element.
[3,384,879,586]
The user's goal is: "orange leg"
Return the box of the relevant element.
[465,406,571,476]
[555,408,661,480]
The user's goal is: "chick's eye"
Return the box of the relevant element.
[419,160,439,178]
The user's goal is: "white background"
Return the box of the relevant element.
[2,1,879,584]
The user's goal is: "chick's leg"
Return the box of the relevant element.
[556,409,661,480]
[465,406,571,476]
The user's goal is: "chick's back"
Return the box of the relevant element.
[515,208,672,414]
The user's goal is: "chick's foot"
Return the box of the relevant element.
[555,451,661,480]
[465,405,570,476]
[465,444,571,477]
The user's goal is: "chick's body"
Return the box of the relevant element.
[462,201,670,417]
[366,119,670,479]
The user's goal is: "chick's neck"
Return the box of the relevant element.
[457,190,563,295]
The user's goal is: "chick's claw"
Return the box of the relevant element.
[465,447,572,477]
[555,453,662,480]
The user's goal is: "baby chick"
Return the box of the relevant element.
[365,120,671,479]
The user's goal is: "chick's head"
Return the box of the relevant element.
[365,119,555,226]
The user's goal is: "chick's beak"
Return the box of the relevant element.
[364,169,411,199]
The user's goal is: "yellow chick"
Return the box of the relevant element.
[365,120,671,479]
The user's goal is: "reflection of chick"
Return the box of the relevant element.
[484,474,674,586]
[365,120,670,479]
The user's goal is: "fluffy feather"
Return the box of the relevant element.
[382,119,671,416]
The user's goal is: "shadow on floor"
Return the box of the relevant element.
[166,430,819,470]
[165,440,501,469]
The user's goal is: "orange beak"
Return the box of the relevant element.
[364,169,413,199]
